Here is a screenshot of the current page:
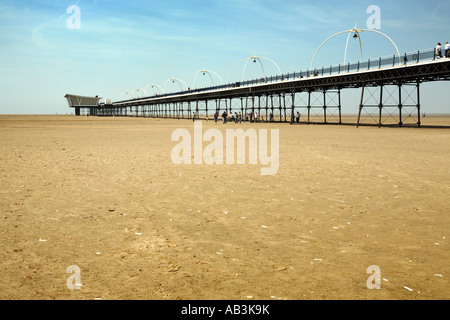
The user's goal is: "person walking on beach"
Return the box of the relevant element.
[296,112,301,123]
[193,112,196,122]
[222,111,227,124]
[214,111,219,124]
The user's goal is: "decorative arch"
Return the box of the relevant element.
[120,91,134,100]
[132,88,146,98]
[144,83,163,95]
[187,69,224,89]
[228,55,282,82]
[163,78,188,93]
[310,25,401,70]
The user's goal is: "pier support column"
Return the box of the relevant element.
[357,81,421,128]
[378,84,384,128]
[270,95,274,122]
[338,88,342,124]
[251,94,255,122]
[278,94,282,122]
[417,81,421,128]
[265,94,269,122]
[357,83,365,128]
[290,91,295,125]
[398,83,403,127]
[307,90,311,124]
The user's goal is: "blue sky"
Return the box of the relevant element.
[0,0,449,114]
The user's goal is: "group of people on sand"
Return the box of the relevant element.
[214,111,243,124]
[193,109,303,124]
[205,110,302,124]
[436,42,450,58]
[212,111,273,124]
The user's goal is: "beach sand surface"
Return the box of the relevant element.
[0,115,449,300]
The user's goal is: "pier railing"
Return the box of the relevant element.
[113,47,440,105]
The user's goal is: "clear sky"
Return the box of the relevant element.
[0,0,449,114]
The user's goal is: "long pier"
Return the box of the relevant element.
[66,48,450,127]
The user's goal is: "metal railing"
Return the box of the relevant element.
[111,47,441,105]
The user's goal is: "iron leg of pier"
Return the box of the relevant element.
[307,91,311,125]
[290,91,295,125]
[338,88,342,124]
[357,84,365,128]
[417,81,421,128]
[378,85,384,128]
[398,83,403,127]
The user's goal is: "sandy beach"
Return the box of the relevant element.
[0,114,449,300]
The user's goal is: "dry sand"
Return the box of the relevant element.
[0,114,449,300]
